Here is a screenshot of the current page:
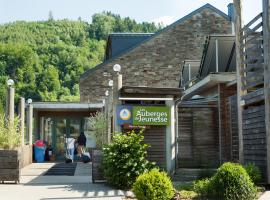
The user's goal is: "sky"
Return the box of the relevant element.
[0,0,262,25]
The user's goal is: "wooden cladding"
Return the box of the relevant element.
[178,106,219,168]
[242,105,267,178]
[144,126,166,169]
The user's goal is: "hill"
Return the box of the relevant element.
[0,12,161,111]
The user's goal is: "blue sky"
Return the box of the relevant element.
[0,0,261,25]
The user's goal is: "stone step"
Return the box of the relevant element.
[173,168,216,182]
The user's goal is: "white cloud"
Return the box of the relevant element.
[152,16,175,26]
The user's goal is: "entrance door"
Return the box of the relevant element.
[54,118,82,159]
[55,119,67,159]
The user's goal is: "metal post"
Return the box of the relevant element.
[215,39,219,73]
[7,87,15,123]
[27,104,33,145]
[188,64,191,81]
[112,74,122,133]
[19,97,25,146]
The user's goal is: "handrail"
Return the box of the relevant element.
[241,12,263,32]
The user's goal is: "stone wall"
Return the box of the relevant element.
[80,8,232,103]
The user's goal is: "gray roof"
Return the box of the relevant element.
[80,3,230,81]
[105,33,154,60]
[32,102,104,111]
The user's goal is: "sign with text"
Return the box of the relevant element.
[133,106,170,126]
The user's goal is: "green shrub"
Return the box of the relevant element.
[193,178,212,198]
[132,168,175,200]
[245,163,262,185]
[194,163,257,200]
[0,113,21,149]
[211,162,257,200]
[102,130,154,189]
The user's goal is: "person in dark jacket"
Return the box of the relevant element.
[77,132,86,157]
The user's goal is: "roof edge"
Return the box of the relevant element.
[80,3,230,82]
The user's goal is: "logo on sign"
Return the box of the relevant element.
[119,108,131,120]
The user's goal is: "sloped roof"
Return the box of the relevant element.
[80,3,230,81]
[105,33,154,60]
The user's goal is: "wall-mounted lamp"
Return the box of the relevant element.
[105,90,109,96]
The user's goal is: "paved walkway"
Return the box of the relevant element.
[0,162,132,200]
[259,191,270,200]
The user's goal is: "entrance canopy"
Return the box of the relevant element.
[32,102,104,111]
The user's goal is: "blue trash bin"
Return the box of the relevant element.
[34,146,45,162]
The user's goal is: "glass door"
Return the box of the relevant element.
[55,119,67,159]
[68,119,81,140]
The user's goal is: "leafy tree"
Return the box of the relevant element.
[0,12,160,107]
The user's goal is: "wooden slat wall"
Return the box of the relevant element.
[229,95,239,162]
[178,106,219,168]
[144,126,166,169]
[243,105,267,178]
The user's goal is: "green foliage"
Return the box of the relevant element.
[245,163,262,185]
[86,112,107,149]
[0,13,160,106]
[194,162,257,200]
[132,168,175,200]
[0,113,21,150]
[89,11,161,40]
[102,130,154,189]
[193,178,212,198]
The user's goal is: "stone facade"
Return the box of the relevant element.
[80,6,232,103]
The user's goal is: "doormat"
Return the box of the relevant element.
[43,163,77,176]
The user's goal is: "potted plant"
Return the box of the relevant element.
[85,111,108,182]
[0,113,22,183]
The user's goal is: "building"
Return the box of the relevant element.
[78,3,237,174]
[79,3,234,103]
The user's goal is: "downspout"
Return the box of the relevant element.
[174,95,185,171]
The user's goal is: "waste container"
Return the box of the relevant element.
[34,140,46,162]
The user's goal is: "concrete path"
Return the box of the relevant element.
[0,162,132,200]
[259,191,270,200]
[20,162,92,184]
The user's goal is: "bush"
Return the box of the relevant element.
[194,162,257,200]
[102,130,154,189]
[193,178,212,198]
[211,162,257,200]
[245,163,262,185]
[132,168,175,200]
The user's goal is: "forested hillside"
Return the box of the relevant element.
[0,12,161,111]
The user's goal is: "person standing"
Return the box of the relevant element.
[66,137,76,162]
[77,132,86,157]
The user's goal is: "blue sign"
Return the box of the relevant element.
[117,105,133,125]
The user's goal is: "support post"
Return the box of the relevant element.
[27,104,33,145]
[233,0,244,164]
[218,84,222,164]
[7,87,15,123]
[263,0,270,184]
[165,99,175,174]
[112,74,122,133]
[107,89,113,143]
[215,39,219,72]
[19,97,25,146]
